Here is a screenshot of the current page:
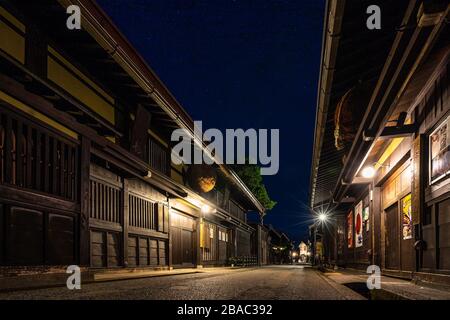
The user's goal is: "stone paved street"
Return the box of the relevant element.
[0,265,363,300]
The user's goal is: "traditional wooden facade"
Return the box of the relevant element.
[249,223,294,265]
[0,0,264,270]
[310,0,450,284]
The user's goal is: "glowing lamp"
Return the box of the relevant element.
[361,166,375,178]
[201,204,211,214]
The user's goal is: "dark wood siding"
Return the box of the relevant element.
[0,203,75,266]
[90,178,120,223]
[201,221,217,262]
[90,230,121,268]
[47,213,75,265]
[229,200,246,222]
[438,198,450,271]
[126,180,168,268]
[126,236,168,267]
[236,229,251,257]
[89,165,122,268]
[385,203,399,270]
[420,55,450,273]
[7,206,44,265]
[90,230,106,268]
[129,194,154,230]
[146,136,169,176]
[0,107,77,266]
[107,232,120,267]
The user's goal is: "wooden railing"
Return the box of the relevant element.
[147,137,169,176]
[0,107,79,201]
[204,189,246,222]
[229,200,246,222]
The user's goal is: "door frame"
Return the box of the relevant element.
[382,189,412,272]
[383,202,400,271]
[170,209,197,268]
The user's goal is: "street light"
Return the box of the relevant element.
[318,213,327,222]
[361,166,376,178]
[312,209,331,267]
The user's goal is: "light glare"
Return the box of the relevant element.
[201,204,211,214]
[361,166,375,178]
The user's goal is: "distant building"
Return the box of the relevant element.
[298,241,309,263]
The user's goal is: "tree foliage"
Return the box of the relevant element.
[231,163,277,212]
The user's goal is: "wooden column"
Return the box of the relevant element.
[334,222,338,267]
[25,25,47,78]
[372,186,382,268]
[4,116,12,184]
[195,217,202,268]
[412,135,425,272]
[232,228,237,257]
[122,179,129,267]
[130,105,151,160]
[168,198,173,269]
[256,224,262,266]
[79,136,91,266]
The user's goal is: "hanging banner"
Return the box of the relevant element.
[355,201,363,248]
[347,211,353,248]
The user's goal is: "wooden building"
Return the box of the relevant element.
[310,0,449,284]
[0,0,265,270]
[249,222,270,265]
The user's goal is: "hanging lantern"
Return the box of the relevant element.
[334,81,375,152]
[187,164,217,193]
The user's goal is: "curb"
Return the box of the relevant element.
[316,270,367,300]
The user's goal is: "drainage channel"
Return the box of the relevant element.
[343,282,409,300]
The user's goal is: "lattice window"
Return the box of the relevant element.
[89,179,121,223]
[129,194,155,230]
[0,107,78,201]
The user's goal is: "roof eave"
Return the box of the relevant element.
[309,0,345,207]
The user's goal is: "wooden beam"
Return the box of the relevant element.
[66,110,84,116]
[0,53,122,137]
[130,104,151,159]
[364,123,417,140]
[122,179,129,266]
[79,136,91,266]
[379,124,417,139]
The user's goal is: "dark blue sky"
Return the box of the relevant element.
[98,0,326,241]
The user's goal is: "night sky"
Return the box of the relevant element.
[98,0,326,242]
